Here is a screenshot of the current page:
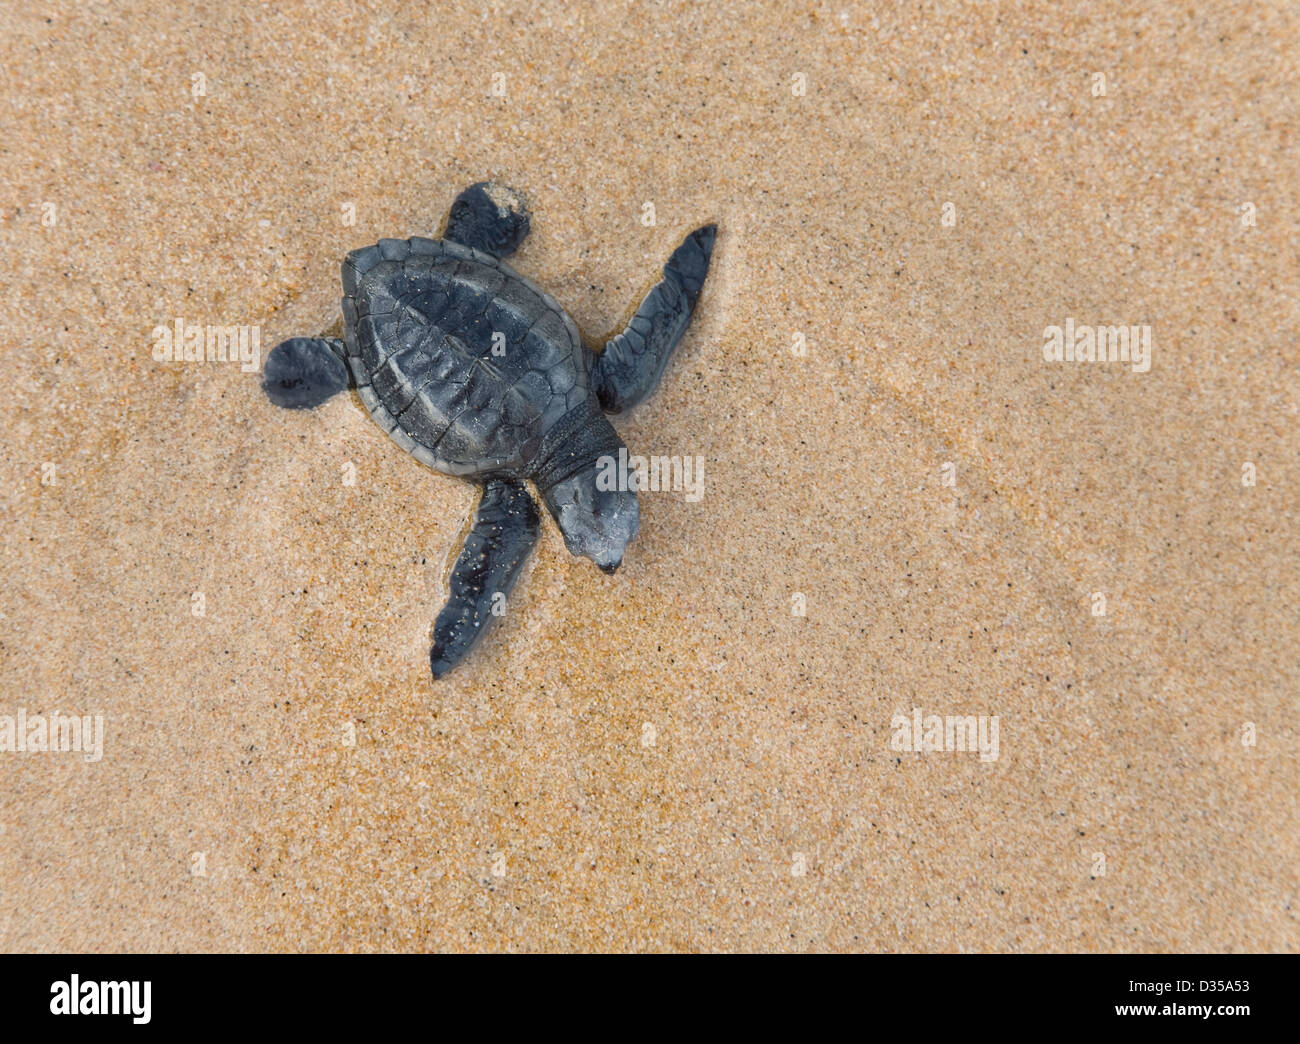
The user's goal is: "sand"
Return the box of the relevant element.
[0,0,1296,952]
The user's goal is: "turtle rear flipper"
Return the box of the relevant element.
[430,477,540,679]
[442,181,531,259]
[593,223,716,414]
[263,337,351,409]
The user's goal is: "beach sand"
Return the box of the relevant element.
[0,0,1296,951]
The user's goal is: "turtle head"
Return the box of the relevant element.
[542,462,639,575]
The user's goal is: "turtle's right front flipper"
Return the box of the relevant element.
[430,477,540,679]
[592,223,716,413]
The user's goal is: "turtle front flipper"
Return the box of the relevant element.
[430,477,540,679]
[263,337,351,408]
[592,223,716,414]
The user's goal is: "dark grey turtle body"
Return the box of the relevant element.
[343,236,588,478]
[263,182,716,679]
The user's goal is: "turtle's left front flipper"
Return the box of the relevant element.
[592,223,716,413]
[430,477,540,679]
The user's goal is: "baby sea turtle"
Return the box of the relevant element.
[263,182,716,678]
